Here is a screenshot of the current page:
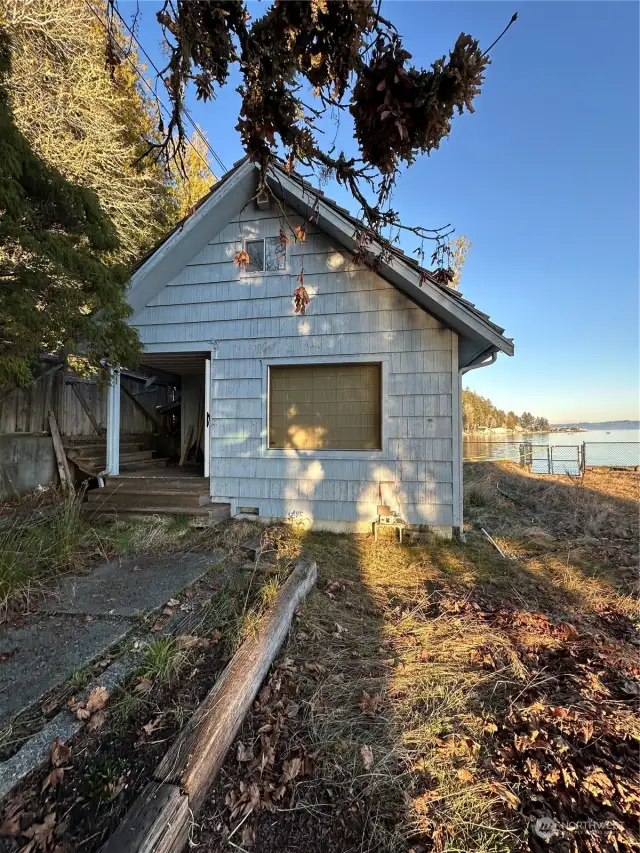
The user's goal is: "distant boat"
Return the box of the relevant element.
[606,431,611,434]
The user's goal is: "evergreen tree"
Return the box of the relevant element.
[0,28,140,385]
[2,0,214,262]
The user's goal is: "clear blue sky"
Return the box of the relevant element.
[123,1,639,423]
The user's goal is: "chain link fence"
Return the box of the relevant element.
[582,442,640,470]
[518,441,640,475]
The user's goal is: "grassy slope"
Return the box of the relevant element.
[194,464,639,853]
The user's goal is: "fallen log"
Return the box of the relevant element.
[156,557,317,805]
[100,557,317,853]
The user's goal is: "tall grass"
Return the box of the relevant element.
[0,495,86,614]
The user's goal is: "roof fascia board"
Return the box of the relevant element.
[267,168,513,363]
[127,159,258,317]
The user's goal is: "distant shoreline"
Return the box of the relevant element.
[463,428,585,437]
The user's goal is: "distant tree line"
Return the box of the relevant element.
[462,389,550,433]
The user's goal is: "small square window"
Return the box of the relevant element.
[246,240,264,272]
[244,237,286,273]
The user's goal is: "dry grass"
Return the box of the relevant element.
[197,465,639,853]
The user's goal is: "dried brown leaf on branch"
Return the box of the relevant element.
[234,250,250,269]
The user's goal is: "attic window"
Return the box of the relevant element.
[245,238,286,272]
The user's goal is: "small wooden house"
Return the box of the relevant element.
[104,158,513,536]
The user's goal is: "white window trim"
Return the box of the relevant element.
[261,354,390,460]
[241,236,288,277]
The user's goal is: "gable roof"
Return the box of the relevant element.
[128,158,513,368]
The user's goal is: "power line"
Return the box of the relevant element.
[109,2,228,175]
[82,0,223,180]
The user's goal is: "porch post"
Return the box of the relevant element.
[106,367,120,476]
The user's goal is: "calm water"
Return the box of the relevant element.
[464,427,640,472]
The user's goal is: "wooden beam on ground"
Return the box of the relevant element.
[70,382,102,435]
[98,782,190,853]
[100,559,317,853]
[48,409,74,494]
[121,384,161,430]
[155,558,317,808]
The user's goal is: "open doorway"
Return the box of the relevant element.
[138,351,211,478]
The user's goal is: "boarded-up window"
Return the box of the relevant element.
[269,363,382,450]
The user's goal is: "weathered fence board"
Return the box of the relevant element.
[0,362,173,438]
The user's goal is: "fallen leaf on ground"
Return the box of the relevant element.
[22,811,56,851]
[151,620,165,632]
[135,676,153,694]
[106,777,126,800]
[303,662,327,676]
[0,795,24,836]
[51,739,70,768]
[361,745,374,770]
[41,697,59,716]
[490,782,520,809]
[236,741,253,763]
[333,622,347,637]
[281,755,303,782]
[241,824,256,847]
[86,710,107,732]
[358,691,381,716]
[211,630,222,644]
[141,712,168,737]
[457,767,475,783]
[85,686,109,713]
[166,598,180,607]
[131,565,143,572]
[41,768,64,792]
[176,634,210,650]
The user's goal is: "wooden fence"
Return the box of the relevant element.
[0,361,174,438]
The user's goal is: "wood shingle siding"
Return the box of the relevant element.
[132,202,457,529]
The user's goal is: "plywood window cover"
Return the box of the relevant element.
[269,363,382,451]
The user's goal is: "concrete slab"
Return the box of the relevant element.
[41,551,224,617]
[0,615,130,726]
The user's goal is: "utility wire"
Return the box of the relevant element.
[83,0,223,181]
[109,1,228,174]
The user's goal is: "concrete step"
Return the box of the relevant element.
[87,489,211,508]
[81,503,230,523]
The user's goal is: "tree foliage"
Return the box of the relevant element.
[0,28,140,385]
[463,389,549,433]
[0,0,216,382]
[2,0,215,262]
[111,0,515,274]
[167,131,216,220]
